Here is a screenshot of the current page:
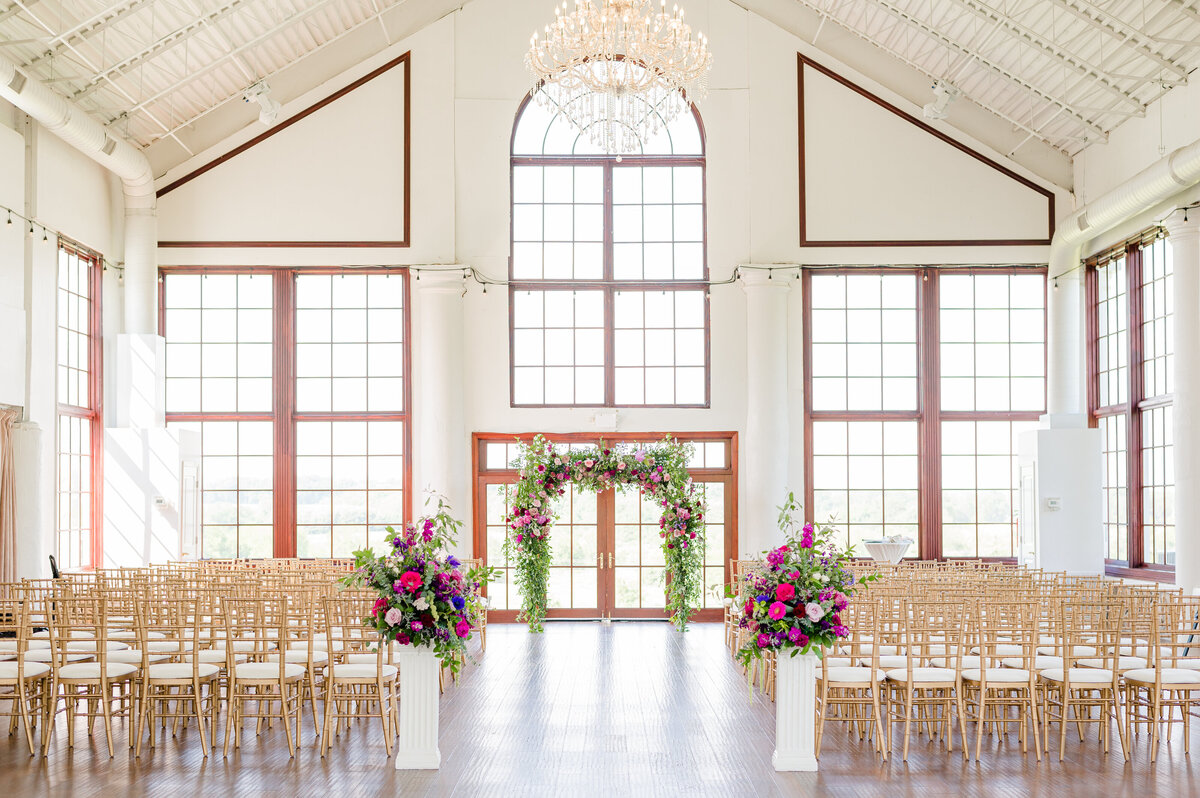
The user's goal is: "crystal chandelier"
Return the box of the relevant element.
[526,0,712,154]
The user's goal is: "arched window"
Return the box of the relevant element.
[509,96,708,407]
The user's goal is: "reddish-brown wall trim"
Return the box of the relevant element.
[156,51,411,249]
[796,53,1055,248]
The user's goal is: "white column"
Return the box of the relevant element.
[393,645,442,769]
[772,651,819,771]
[741,268,793,557]
[413,269,468,543]
[1047,245,1085,419]
[1168,214,1200,592]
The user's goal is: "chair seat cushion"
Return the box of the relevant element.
[962,667,1031,683]
[1039,667,1114,684]
[146,640,196,654]
[884,667,957,683]
[330,663,399,680]
[147,663,220,680]
[58,662,138,680]
[65,641,130,653]
[23,650,91,663]
[1001,655,1060,671]
[110,631,166,641]
[0,640,49,653]
[1078,655,1146,671]
[1036,644,1097,657]
[265,650,329,665]
[971,644,1023,657]
[107,650,171,665]
[932,655,982,669]
[818,656,852,669]
[818,666,885,683]
[1124,668,1200,685]
[872,655,909,669]
[233,662,305,680]
[183,650,248,665]
[0,662,50,679]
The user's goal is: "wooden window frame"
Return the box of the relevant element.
[55,239,104,571]
[159,266,413,558]
[802,266,1047,562]
[508,95,710,409]
[471,431,738,622]
[1086,231,1175,581]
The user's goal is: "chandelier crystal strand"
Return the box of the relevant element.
[527,0,712,154]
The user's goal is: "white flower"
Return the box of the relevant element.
[813,572,827,583]
[414,596,430,611]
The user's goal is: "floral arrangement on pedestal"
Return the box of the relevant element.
[504,434,706,633]
[343,495,497,675]
[734,492,874,669]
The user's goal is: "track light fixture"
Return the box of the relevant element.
[243,81,281,126]
[922,80,960,121]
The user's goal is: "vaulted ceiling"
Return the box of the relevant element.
[1,0,1197,190]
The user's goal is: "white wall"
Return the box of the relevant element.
[0,102,116,577]
[148,0,1064,559]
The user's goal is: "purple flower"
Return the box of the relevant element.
[410,621,424,632]
[787,628,809,647]
[756,633,773,649]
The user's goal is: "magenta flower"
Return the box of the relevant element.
[399,570,423,593]
[787,628,808,646]
[768,601,787,620]
[410,621,424,632]
[775,583,796,603]
[454,619,471,638]
[757,633,772,649]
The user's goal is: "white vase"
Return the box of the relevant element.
[393,644,441,770]
[772,650,819,771]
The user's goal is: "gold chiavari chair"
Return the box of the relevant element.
[134,594,220,756]
[961,600,1042,761]
[42,594,140,757]
[816,599,887,761]
[320,591,397,758]
[221,595,306,757]
[1123,594,1200,762]
[0,598,51,756]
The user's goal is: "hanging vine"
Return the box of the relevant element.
[503,435,707,633]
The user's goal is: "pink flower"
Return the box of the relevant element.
[372,597,387,616]
[787,571,800,580]
[399,571,423,593]
[768,601,787,620]
[757,633,773,649]
[787,628,808,646]
[775,583,795,602]
[384,607,403,626]
[805,602,824,622]
[410,621,424,632]
[455,619,471,638]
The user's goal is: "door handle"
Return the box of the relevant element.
[608,552,614,568]
[597,553,604,570]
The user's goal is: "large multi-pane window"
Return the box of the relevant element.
[162,268,410,558]
[55,241,103,570]
[509,96,708,407]
[804,268,1045,558]
[1088,230,1174,575]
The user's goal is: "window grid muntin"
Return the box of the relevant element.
[804,267,1047,561]
[162,267,411,559]
[55,242,102,571]
[1088,232,1175,575]
[1099,413,1129,562]
[510,98,708,410]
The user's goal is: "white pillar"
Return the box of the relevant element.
[741,268,793,557]
[772,651,819,771]
[413,269,468,546]
[122,208,157,336]
[1168,213,1200,592]
[392,645,441,769]
[1046,245,1085,420]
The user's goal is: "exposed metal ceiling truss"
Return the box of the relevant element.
[797,0,1200,157]
[0,0,1196,171]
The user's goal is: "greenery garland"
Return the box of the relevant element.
[503,435,707,633]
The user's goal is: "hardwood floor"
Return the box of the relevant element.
[4,622,1199,796]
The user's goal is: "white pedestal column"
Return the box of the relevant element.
[1169,214,1200,592]
[393,645,441,769]
[772,651,819,771]
[741,269,793,557]
[1047,249,1085,417]
[413,270,467,546]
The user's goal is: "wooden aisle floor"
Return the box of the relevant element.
[4,622,1199,797]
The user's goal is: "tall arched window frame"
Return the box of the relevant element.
[509,95,709,407]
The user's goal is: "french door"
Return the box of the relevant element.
[473,433,736,622]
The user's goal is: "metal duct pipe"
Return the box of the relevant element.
[1047,136,1200,414]
[0,53,157,335]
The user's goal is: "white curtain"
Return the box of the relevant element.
[0,407,18,583]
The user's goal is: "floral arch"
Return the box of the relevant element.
[504,435,706,632]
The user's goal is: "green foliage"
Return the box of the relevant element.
[504,435,706,632]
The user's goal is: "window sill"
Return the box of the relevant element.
[1105,564,1175,583]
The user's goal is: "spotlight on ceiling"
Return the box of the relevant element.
[243,81,281,126]
[922,80,960,121]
